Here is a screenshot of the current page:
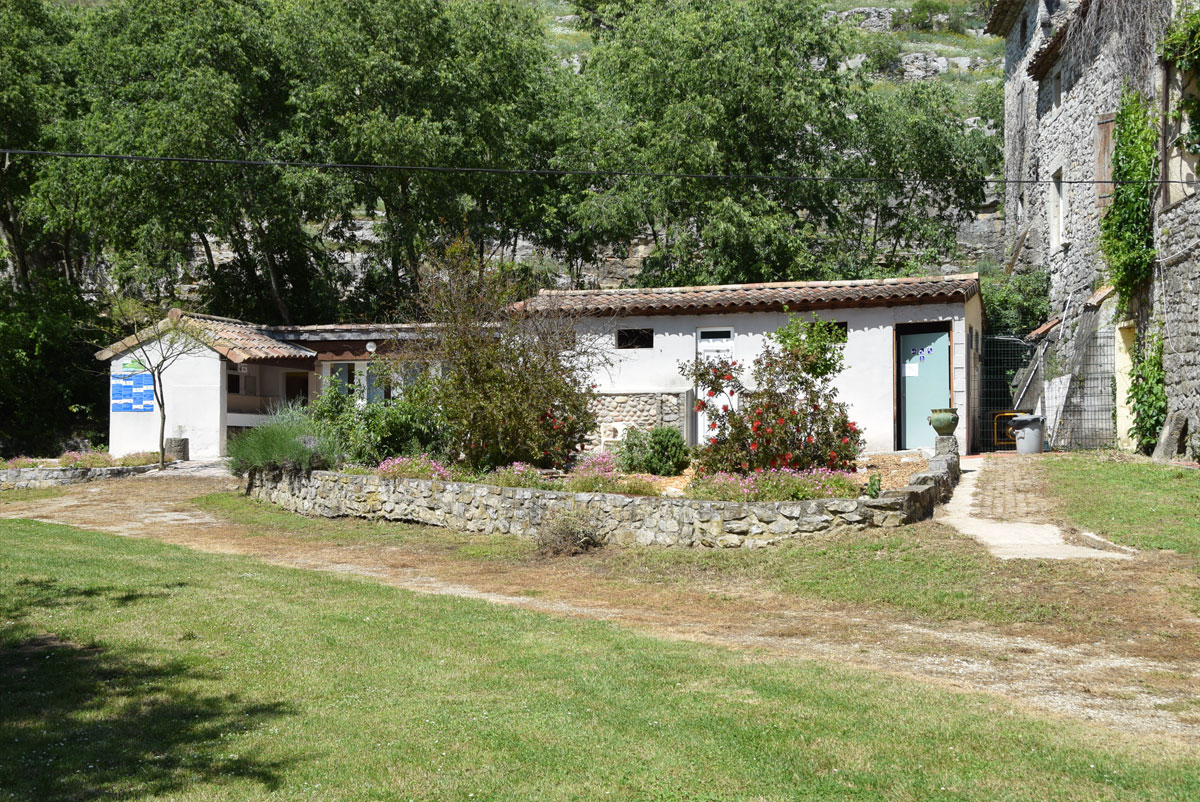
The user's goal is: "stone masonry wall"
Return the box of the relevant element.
[248,439,962,550]
[1154,197,1200,442]
[0,464,157,490]
[590,392,688,448]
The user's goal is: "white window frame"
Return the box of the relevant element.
[1050,168,1067,251]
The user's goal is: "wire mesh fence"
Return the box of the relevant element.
[977,335,1039,452]
[976,329,1117,453]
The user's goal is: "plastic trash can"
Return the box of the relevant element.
[1008,415,1045,455]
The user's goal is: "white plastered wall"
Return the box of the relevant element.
[108,346,225,459]
[579,301,973,453]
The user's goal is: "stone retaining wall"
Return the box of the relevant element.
[1,464,158,490]
[249,441,960,549]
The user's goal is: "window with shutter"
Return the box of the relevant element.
[1095,113,1116,212]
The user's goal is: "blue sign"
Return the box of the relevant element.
[111,372,155,413]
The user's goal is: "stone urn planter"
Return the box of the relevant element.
[927,408,959,436]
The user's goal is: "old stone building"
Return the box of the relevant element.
[989,0,1200,454]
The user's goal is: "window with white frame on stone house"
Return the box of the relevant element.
[1050,168,1067,250]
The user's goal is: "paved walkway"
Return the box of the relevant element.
[938,456,1131,560]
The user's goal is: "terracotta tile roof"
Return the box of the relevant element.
[96,310,316,364]
[985,0,1027,36]
[514,274,981,318]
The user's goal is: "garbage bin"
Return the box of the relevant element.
[1008,415,1045,455]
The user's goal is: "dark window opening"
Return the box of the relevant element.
[227,374,241,394]
[616,328,654,349]
[831,321,849,342]
[698,329,732,340]
[1020,15,1028,48]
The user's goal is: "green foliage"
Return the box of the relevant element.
[686,468,861,502]
[225,404,342,476]
[486,464,562,490]
[0,281,107,457]
[563,473,660,496]
[615,427,690,476]
[557,0,997,287]
[684,315,863,474]
[861,32,902,74]
[397,241,598,471]
[307,374,447,464]
[1162,7,1200,154]
[894,1,969,34]
[1100,90,1159,308]
[1128,327,1167,455]
[980,267,1051,336]
[866,473,883,499]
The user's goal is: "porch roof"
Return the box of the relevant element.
[95,310,317,364]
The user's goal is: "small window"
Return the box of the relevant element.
[1050,168,1067,250]
[228,373,241,394]
[616,328,654,349]
[1020,15,1029,48]
[1052,71,1063,110]
[698,329,732,341]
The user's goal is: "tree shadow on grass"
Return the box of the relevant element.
[0,580,297,801]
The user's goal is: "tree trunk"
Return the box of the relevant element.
[0,202,32,293]
[154,369,167,471]
[253,222,292,324]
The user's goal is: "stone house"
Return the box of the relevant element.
[988,0,1199,453]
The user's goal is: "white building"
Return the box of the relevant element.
[96,311,422,460]
[98,274,982,459]
[522,274,983,454]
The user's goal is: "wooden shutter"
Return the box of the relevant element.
[1095,113,1116,212]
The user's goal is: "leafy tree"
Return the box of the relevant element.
[0,280,107,456]
[277,0,561,317]
[0,0,83,292]
[980,267,1050,336]
[48,0,344,323]
[558,0,998,287]
[384,239,602,470]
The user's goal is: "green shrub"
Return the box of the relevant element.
[226,404,342,476]
[687,468,861,502]
[487,463,563,490]
[564,473,659,496]
[57,450,114,469]
[535,509,603,556]
[1128,327,1167,454]
[684,314,862,474]
[114,451,173,467]
[2,456,50,469]
[308,373,447,464]
[616,427,691,476]
[376,454,453,481]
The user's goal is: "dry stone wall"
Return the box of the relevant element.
[0,464,157,490]
[249,440,961,550]
[590,392,688,448]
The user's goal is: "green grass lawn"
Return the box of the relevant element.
[1043,455,1200,557]
[3,518,1199,801]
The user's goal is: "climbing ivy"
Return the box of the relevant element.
[1099,90,1159,309]
[1162,6,1200,154]
[1128,326,1167,454]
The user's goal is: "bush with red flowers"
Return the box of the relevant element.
[681,314,863,474]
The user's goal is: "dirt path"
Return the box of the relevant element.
[4,472,1200,744]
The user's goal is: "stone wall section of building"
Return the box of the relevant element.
[248,440,962,550]
[0,464,157,490]
[590,392,689,448]
[1154,197,1200,438]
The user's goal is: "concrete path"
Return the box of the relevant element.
[938,457,1131,560]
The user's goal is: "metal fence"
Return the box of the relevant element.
[976,328,1116,453]
[977,335,1039,452]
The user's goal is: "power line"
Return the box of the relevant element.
[0,147,1185,187]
